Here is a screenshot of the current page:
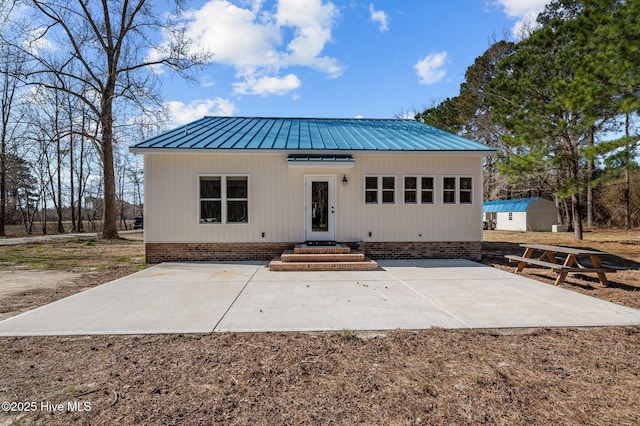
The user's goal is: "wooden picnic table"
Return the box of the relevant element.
[505,243,620,287]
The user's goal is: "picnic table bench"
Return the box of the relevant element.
[505,243,624,287]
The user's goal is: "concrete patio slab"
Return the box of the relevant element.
[250,267,391,282]
[0,259,639,336]
[0,262,263,335]
[380,260,640,328]
[215,278,466,332]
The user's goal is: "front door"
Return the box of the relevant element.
[304,175,336,241]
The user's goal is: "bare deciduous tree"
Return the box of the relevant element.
[24,0,210,238]
[0,2,30,236]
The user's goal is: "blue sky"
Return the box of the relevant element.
[161,0,550,125]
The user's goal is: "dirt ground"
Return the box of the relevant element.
[0,235,145,322]
[0,230,639,425]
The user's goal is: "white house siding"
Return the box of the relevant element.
[143,153,484,244]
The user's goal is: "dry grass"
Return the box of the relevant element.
[0,229,639,425]
[0,236,144,321]
[482,229,640,309]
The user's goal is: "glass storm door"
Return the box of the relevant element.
[305,175,336,241]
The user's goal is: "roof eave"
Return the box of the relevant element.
[129,147,497,156]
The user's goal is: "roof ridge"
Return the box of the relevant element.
[202,116,414,121]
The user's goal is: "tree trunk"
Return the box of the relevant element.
[76,135,84,232]
[562,198,571,227]
[571,194,583,240]
[0,128,5,237]
[56,134,64,234]
[41,193,47,235]
[586,130,595,228]
[0,61,9,237]
[101,111,118,239]
[69,117,76,232]
[567,139,584,240]
[554,195,562,224]
[624,167,631,230]
[624,115,631,230]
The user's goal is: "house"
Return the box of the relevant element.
[129,117,495,263]
[483,197,559,232]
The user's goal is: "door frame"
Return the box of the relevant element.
[304,175,336,241]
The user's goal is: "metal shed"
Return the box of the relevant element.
[483,198,559,232]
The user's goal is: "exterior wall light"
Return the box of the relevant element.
[342,175,348,186]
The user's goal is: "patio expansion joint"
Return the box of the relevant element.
[211,265,263,332]
[394,277,473,328]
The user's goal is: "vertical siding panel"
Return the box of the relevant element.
[145,153,485,244]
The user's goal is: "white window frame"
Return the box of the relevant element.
[442,176,473,205]
[198,174,249,224]
[442,176,457,205]
[364,175,396,205]
[459,176,473,205]
[403,175,435,205]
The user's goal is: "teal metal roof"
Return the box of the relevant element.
[130,117,495,153]
[483,198,541,213]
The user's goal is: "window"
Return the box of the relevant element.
[200,177,221,223]
[443,177,457,204]
[226,176,248,223]
[404,177,417,203]
[421,177,434,204]
[365,176,378,204]
[508,212,513,221]
[460,177,472,204]
[442,176,473,205]
[364,176,395,204]
[199,175,248,223]
[404,176,435,204]
[382,177,395,203]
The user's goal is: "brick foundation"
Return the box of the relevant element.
[349,241,482,261]
[145,241,482,263]
[145,242,296,264]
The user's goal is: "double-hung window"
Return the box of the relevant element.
[459,177,472,204]
[364,176,395,204]
[442,176,473,205]
[404,176,435,204]
[199,175,248,223]
[365,176,379,204]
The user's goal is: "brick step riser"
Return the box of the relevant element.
[269,260,379,272]
[281,253,365,263]
[293,244,351,254]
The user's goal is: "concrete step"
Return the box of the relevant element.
[293,244,351,254]
[269,257,379,271]
[281,250,365,263]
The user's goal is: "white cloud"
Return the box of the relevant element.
[173,0,342,96]
[165,98,237,125]
[369,4,389,32]
[233,73,301,96]
[493,0,550,38]
[200,76,216,88]
[1,3,55,54]
[495,0,549,18]
[275,0,341,76]
[414,52,448,85]
[180,1,281,69]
